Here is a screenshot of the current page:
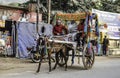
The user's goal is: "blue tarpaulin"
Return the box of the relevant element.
[17,22,36,58]
[17,22,53,58]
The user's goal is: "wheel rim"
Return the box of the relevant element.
[31,52,41,63]
[82,44,95,69]
[57,51,66,67]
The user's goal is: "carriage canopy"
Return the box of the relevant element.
[56,12,86,21]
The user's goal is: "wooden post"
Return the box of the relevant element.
[119,28,120,48]
[36,0,40,33]
[48,0,51,24]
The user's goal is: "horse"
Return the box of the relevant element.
[36,35,71,73]
[36,24,88,73]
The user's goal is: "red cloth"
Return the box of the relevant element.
[53,25,68,35]
[77,24,84,31]
[77,24,84,37]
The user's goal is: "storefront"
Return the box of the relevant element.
[0,5,27,56]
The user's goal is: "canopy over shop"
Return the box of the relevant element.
[0,4,27,31]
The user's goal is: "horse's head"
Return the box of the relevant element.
[41,26,45,34]
[37,36,46,46]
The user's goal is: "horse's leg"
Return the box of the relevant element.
[53,51,59,70]
[36,50,44,73]
[48,52,52,72]
[64,46,70,71]
[62,49,68,71]
[71,49,75,65]
[64,53,68,71]
[51,57,55,62]
[60,50,64,63]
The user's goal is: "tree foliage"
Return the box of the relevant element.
[23,0,120,13]
[22,0,120,22]
[91,0,120,13]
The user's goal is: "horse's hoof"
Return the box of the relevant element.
[71,63,73,66]
[49,69,52,72]
[36,71,39,73]
[65,69,67,71]
[52,67,56,70]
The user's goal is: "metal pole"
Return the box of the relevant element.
[48,0,51,24]
[119,28,120,48]
[36,0,40,33]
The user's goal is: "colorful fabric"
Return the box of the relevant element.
[87,41,92,53]
[95,19,99,36]
[84,15,89,33]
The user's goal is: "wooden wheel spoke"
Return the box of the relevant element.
[86,58,92,67]
[82,46,95,69]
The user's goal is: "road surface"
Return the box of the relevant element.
[0,56,120,78]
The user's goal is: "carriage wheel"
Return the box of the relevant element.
[30,52,41,63]
[57,51,66,67]
[57,45,69,67]
[82,44,95,69]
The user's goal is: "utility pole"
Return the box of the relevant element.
[119,28,120,48]
[48,0,51,24]
[36,0,40,33]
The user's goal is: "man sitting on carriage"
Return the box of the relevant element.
[53,20,68,35]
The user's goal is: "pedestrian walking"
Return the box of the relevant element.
[102,36,109,55]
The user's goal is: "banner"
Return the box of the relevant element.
[92,9,120,39]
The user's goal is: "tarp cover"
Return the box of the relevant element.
[17,22,53,58]
[17,22,36,58]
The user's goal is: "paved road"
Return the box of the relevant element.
[0,56,120,78]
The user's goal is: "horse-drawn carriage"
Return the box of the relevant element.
[35,12,98,73]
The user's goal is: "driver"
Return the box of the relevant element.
[53,20,68,35]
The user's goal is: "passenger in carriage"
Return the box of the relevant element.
[53,20,68,35]
[68,20,77,33]
[77,19,85,36]
[76,19,85,47]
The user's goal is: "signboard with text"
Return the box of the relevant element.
[92,9,120,39]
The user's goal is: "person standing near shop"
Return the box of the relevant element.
[102,36,109,55]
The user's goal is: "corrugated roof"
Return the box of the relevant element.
[0,4,27,11]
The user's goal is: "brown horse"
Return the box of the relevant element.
[36,36,70,73]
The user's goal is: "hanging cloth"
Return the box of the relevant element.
[17,22,36,58]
